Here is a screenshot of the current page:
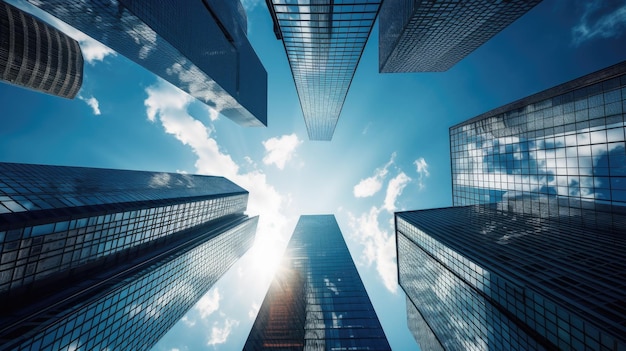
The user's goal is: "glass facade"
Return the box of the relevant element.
[0,2,83,98]
[405,296,444,351]
[379,0,541,72]
[26,0,267,126]
[451,61,626,213]
[244,215,391,350]
[266,0,381,140]
[397,206,626,350]
[0,163,258,350]
[397,61,626,350]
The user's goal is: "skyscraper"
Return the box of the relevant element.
[379,0,541,72]
[396,204,626,350]
[0,163,258,351]
[265,1,381,140]
[244,215,391,350]
[25,0,267,126]
[450,61,626,212]
[397,61,626,349]
[0,2,83,98]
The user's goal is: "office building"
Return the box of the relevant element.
[26,0,267,126]
[0,163,258,351]
[266,1,381,140]
[0,2,83,98]
[244,215,391,350]
[451,61,626,215]
[379,0,541,72]
[395,61,626,349]
[396,204,626,350]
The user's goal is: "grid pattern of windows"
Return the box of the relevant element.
[398,231,542,351]
[379,0,541,72]
[26,0,267,126]
[0,163,257,350]
[0,162,246,214]
[0,2,83,98]
[450,61,626,214]
[397,207,626,350]
[405,296,444,351]
[7,217,257,351]
[0,193,247,293]
[266,0,381,140]
[244,215,391,350]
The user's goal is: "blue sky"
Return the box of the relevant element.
[1,0,626,350]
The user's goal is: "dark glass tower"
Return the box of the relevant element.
[266,1,381,140]
[26,0,267,126]
[396,204,626,350]
[244,215,391,350]
[0,163,257,351]
[0,2,83,98]
[379,0,541,72]
[397,61,626,350]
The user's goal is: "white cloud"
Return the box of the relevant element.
[353,153,395,198]
[383,172,411,213]
[181,316,196,328]
[414,157,430,190]
[144,82,284,215]
[208,319,239,346]
[572,0,626,45]
[144,79,288,297]
[195,288,220,319]
[78,95,101,115]
[201,104,220,122]
[78,36,116,64]
[240,0,263,11]
[248,302,260,320]
[262,133,302,170]
[348,207,397,293]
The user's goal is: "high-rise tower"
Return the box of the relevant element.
[265,1,382,140]
[0,163,258,351]
[0,2,83,98]
[379,0,542,72]
[244,215,391,350]
[397,61,626,349]
[25,0,267,126]
[396,204,626,350]
[450,61,626,214]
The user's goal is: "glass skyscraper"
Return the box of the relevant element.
[396,204,626,350]
[379,0,541,72]
[397,61,626,350]
[0,163,257,351]
[265,0,381,140]
[25,0,267,126]
[244,215,391,350]
[451,61,626,211]
[0,2,83,98]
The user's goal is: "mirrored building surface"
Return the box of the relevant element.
[379,0,541,72]
[25,0,267,126]
[0,2,83,98]
[266,0,381,140]
[244,215,391,350]
[0,163,257,351]
[396,204,626,350]
[451,61,626,214]
[397,61,626,350]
